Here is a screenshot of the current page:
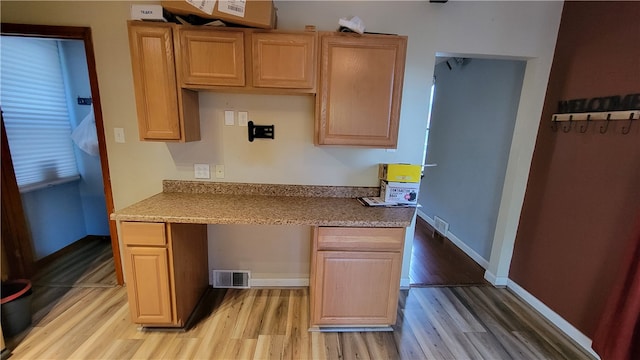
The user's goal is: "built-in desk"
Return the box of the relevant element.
[111,181,416,329]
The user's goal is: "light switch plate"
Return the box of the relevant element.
[114,128,125,143]
[238,111,248,126]
[194,164,210,179]
[224,110,235,126]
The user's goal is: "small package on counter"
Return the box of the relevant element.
[380,180,420,204]
[379,163,422,183]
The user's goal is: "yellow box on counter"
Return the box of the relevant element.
[378,163,422,183]
[380,180,420,204]
[162,0,276,29]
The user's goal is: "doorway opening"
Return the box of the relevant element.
[411,55,527,287]
[0,24,122,287]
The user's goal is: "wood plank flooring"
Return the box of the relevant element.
[33,236,116,288]
[6,285,595,359]
[410,216,488,286]
[5,233,594,359]
[27,237,117,330]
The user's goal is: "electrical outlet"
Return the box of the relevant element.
[194,164,210,179]
[224,110,235,126]
[238,111,248,126]
[215,165,225,179]
[434,216,449,236]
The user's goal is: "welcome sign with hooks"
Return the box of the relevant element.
[551,93,639,134]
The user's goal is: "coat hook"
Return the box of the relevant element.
[579,114,591,133]
[562,115,573,133]
[551,115,559,132]
[621,113,635,135]
[600,113,611,134]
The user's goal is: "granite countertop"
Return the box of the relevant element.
[110,181,416,227]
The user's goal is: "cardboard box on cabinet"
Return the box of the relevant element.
[161,0,276,29]
[380,180,420,204]
[378,163,422,183]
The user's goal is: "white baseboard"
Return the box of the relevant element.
[483,270,508,287]
[416,210,489,269]
[507,279,600,359]
[249,278,309,287]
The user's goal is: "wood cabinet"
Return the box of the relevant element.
[315,33,407,148]
[252,32,316,90]
[121,221,208,327]
[178,29,246,87]
[127,22,319,142]
[127,22,409,146]
[127,22,200,142]
[175,27,317,93]
[310,227,405,327]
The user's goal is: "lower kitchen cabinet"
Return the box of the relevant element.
[124,245,173,324]
[310,227,405,327]
[121,221,208,327]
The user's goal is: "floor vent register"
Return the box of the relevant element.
[212,270,251,289]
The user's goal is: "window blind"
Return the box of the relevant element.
[0,36,79,192]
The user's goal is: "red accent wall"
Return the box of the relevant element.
[510,1,640,337]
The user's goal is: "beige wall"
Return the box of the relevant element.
[1,1,563,284]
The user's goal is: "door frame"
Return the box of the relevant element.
[1,23,123,285]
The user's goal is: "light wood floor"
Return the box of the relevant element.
[5,236,594,359]
[6,284,594,359]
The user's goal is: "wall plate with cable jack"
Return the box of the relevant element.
[215,165,225,179]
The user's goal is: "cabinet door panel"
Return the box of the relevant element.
[124,246,173,324]
[312,251,401,326]
[179,29,245,86]
[317,35,407,147]
[252,32,316,89]
[128,24,181,140]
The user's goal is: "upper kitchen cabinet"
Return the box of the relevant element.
[126,22,320,143]
[316,33,407,148]
[175,27,316,93]
[252,31,316,90]
[177,28,246,87]
[128,22,200,142]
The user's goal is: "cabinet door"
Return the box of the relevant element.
[252,32,316,89]
[123,246,173,324]
[179,29,245,86]
[128,23,182,140]
[312,251,402,326]
[316,34,407,148]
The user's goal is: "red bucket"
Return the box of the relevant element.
[1,279,33,336]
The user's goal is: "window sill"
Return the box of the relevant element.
[19,175,81,194]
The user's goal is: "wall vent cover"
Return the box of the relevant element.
[213,270,250,289]
[434,216,449,236]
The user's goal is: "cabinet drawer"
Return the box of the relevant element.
[122,222,166,246]
[316,227,405,252]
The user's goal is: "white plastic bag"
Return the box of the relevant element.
[71,108,99,156]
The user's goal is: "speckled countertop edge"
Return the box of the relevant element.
[112,181,415,227]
